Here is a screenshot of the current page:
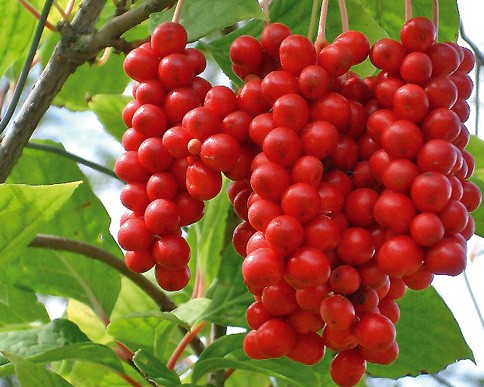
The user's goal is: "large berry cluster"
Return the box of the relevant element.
[115,17,481,387]
[228,18,481,386]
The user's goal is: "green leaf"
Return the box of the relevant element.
[132,350,181,386]
[202,245,252,328]
[0,319,122,377]
[0,182,80,268]
[89,94,132,143]
[3,140,122,316]
[466,135,484,236]
[368,287,474,378]
[66,299,111,344]
[226,369,271,387]
[356,0,459,43]
[40,34,130,111]
[150,0,266,42]
[0,1,37,79]
[107,313,177,359]
[54,360,147,387]
[172,298,212,327]
[187,179,233,289]
[3,352,73,387]
[110,277,159,321]
[192,333,320,386]
[0,284,49,330]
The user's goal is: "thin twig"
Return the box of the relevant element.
[0,0,55,136]
[53,0,69,21]
[463,269,484,330]
[94,47,113,66]
[459,24,484,63]
[25,142,121,181]
[476,65,480,136]
[167,321,207,369]
[29,234,177,311]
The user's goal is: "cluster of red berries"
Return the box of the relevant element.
[226,18,481,386]
[115,21,237,291]
[115,16,481,387]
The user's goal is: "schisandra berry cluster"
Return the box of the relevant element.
[115,17,482,387]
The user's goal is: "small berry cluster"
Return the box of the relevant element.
[116,22,235,291]
[227,19,481,386]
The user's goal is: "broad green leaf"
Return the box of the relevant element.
[3,140,122,316]
[110,277,159,321]
[0,319,122,377]
[356,0,459,43]
[0,1,38,79]
[132,350,181,386]
[107,313,177,359]
[226,369,271,387]
[172,298,212,326]
[202,245,252,328]
[54,360,147,387]
[187,179,234,291]
[368,287,474,378]
[3,352,73,387]
[192,333,320,386]
[466,135,484,178]
[150,0,266,42]
[40,34,130,111]
[0,284,49,330]
[466,135,484,236]
[89,94,132,143]
[66,299,111,344]
[0,182,80,268]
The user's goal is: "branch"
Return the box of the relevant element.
[0,0,176,182]
[29,233,176,311]
[28,233,205,356]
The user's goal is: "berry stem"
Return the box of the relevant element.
[172,0,185,23]
[307,0,320,41]
[94,46,113,66]
[17,0,57,31]
[404,0,412,21]
[167,320,207,370]
[337,0,349,32]
[432,0,439,36]
[315,0,330,53]
[261,0,270,21]
[64,0,75,18]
